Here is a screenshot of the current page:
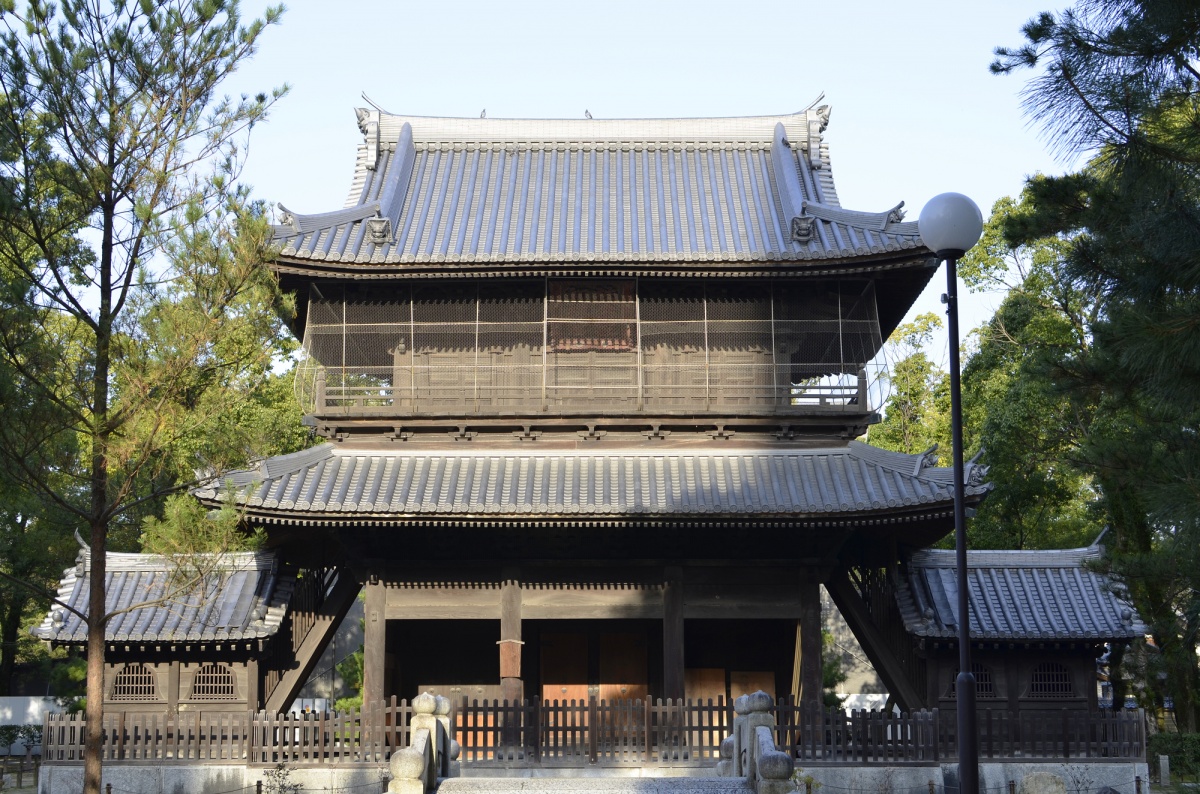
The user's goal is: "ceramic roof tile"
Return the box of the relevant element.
[33,551,291,645]
[194,440,988,520]
[895,546,1145,641]
[272,110,923,268]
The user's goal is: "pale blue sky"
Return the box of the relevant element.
[229,0,1071,348]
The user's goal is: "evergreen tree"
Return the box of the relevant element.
[0,1,287,789]
[958,194,1103,551]
[995,0,1200,728]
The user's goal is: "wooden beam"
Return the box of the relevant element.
[362,577,386,708]
[663,567,684,702]
[798,579,822,711]
[263,570,360,714]
[825,571,924,712]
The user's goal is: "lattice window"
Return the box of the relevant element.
[948,662,996,698]
[111,664,158,701]
[296,278,882,416]
[190,664,237,700]
[547,279,636,352]
[1030,662,1073,698]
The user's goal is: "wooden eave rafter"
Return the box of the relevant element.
[269,251,937,282]
[212,499,979,530]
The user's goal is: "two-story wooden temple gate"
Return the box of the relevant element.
[35,105,1151,789]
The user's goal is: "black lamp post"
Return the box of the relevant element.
[918,192,984,794]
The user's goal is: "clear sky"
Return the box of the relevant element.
[228,0,1072,351]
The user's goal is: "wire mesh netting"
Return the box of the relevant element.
[296,279,883,417]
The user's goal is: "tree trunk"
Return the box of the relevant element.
[83,202,114,794]
[0,596,27,696]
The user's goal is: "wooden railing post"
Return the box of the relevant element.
[588,696,598,764]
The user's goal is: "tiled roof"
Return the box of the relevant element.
[194,441,988,521]
[272,110,925,267]
[33,550,291,645]
[895,546,1145,641]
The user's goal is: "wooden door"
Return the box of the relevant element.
[598,632,648,703]
[541,632,589,704]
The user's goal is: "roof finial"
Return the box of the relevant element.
[360,92,393,115]
[584,110,592,119]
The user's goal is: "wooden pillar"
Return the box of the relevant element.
[662,567,685,702]
[167,661,180,715]
[797,578,823,711]
[363,578,386,708]
[245,659,260,710]
[499,579,523,703]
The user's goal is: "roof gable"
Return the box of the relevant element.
[895,546,1145,642]
[272,108,925,268]
[33,551,292,645]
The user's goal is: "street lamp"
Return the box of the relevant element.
[919,192,984,794]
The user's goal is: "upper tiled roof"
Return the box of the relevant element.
[273,109,925,268]
[193,440,988,522]
[896,546,1145,641]
[33,550,291,645]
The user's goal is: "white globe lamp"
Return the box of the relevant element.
[919,192,983,258]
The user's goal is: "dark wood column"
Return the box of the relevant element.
[499,579,523,703]
[662,567,684,702]
[363,578,386,707]
[797,578,823,711]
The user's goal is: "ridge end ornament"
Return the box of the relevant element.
[791,214,815,243]
[366,214,392,245]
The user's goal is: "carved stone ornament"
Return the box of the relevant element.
[886,201,907,224]
[967,462,991,487]
[356,108,380,170]
[965,448,989,486]
[814,104,831,132]
[366,215,392,245]
[790,215,815,243]
[276,204,295,229]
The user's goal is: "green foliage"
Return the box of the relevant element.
[958,194,1103,551]
[262,762,300,794]
[46,654,87,710]
[0,1,289,788]
[140,492,263,559]
[821,630,847,709]
[334,695,364,713]
[868,312,949,456]
[996,0,1200,729]
[1148,733,1200,778]
[335,645,365,706]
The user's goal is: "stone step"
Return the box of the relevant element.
[437,777,754,794]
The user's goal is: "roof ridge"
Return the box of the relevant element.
[909,546,1100,567]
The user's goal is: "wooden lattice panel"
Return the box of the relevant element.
[110,664,158,701]
[1030,662,1073,698]
[191,664,237,700]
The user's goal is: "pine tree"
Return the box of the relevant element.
[0,2,287,789]
[995,0,1200,728]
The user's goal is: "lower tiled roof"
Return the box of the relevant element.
[33,551,291,645]
[194,440,988,520]
[896,546,1145,641]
